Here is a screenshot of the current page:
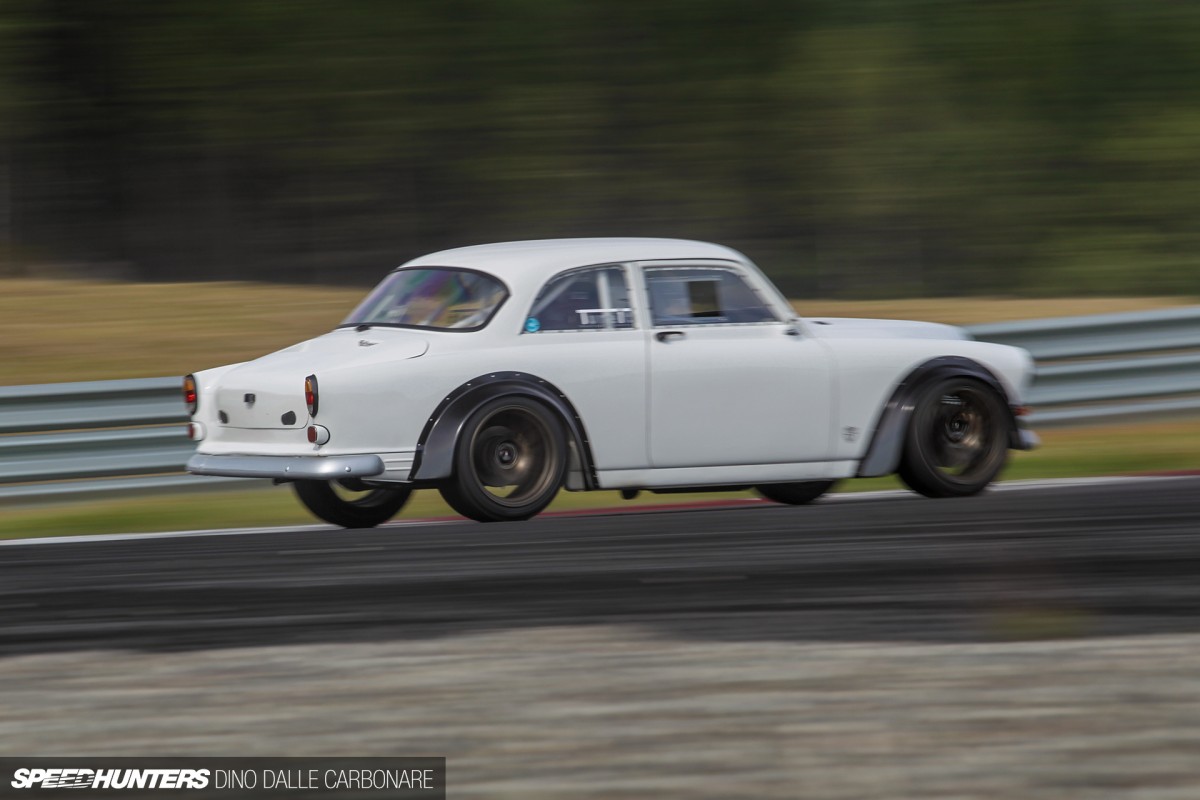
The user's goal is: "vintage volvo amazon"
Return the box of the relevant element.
[185,238,1038,525]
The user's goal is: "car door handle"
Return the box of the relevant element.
[655,330,686,343]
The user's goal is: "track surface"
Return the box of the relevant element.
[2,477,1198,655]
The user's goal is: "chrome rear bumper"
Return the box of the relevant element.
[187,453,385,480]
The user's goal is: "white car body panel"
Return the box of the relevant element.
[510,329,648,470]
[599,460,861,490]
[187,238,1036,495]
[647,324,835,467]
[807,317,969,341]
[811,336,1034,463]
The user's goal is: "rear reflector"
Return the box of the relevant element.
[307,425,330,445]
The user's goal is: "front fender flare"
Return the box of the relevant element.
[857,357,1021,478]
[410,372,598,489]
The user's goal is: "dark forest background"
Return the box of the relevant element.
[1,0,1199,297]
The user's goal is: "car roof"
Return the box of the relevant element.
[400,238,747,285]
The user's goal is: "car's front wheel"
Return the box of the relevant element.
[897,377,1010,498]
[757,480,837,505]
[439,396,568,522]
[293,479,412,528]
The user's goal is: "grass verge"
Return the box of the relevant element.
[2,419,1196,540]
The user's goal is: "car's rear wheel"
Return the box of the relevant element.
[897,377,1010,498]
[439,396,567,522]
[757,480,837,505]
[293,479,412,528]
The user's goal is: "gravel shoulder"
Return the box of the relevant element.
[3,627,1198,799]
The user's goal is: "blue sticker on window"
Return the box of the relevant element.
[525,317,541,333]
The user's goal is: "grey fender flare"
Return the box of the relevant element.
[856,357,1022,478]
[409,372,598,489]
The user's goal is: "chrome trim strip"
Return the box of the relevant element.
[186,453,385,480]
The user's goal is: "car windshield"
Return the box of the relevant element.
[340,268,508,331]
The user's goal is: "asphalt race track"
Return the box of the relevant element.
[2,477,1200,797]
[2,477,1199,654]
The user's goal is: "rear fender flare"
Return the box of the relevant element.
[410,372,597,489]
[857,357,1020,478]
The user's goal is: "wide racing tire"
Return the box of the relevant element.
[293,479,412,528]
[897,377,1010,498]
[438,396,568,522]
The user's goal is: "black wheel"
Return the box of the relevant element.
[757,480,837,505]
[293,479,412,528]
[897,377,1010,498]
[438,396,567,522]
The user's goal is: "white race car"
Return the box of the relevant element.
[186,238,1037,525]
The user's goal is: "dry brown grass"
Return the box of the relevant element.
[0,280,364,384]
[0,278,1193,384]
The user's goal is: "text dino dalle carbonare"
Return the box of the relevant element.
[10,767,437,791]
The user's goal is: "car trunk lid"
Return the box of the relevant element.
[215,328,429,429]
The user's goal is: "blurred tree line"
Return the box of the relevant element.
[1,0,1198,296]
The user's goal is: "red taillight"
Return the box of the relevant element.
[183,374,198,415]
[304,374,319,417]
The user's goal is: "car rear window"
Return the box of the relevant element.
[340,268,508,331]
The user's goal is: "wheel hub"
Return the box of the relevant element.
[946,414,969,442]
[474,424,533,487]
[495,442,518,468]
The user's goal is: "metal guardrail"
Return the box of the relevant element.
[0,378,253,505]
[967,306,1200,360]
[966,306,1200,426]
[1,305,1197,504]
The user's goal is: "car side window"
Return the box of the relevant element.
[524,266,635,332]
[645,267,778,326]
